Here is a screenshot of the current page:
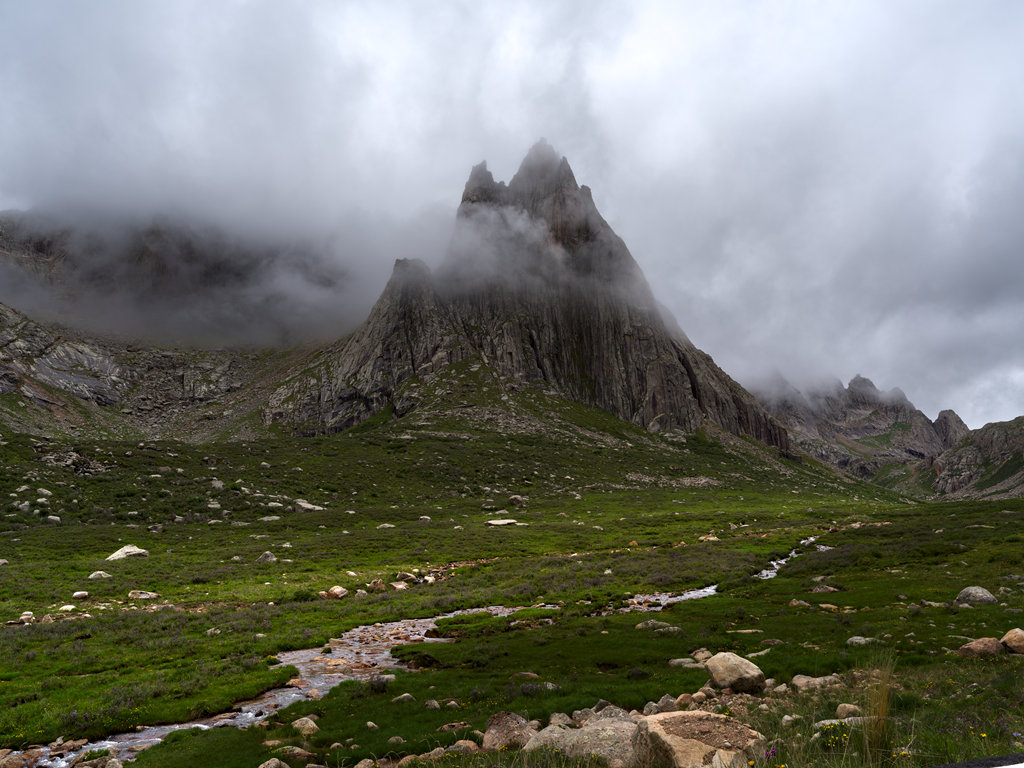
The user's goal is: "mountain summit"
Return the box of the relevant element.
[268,142,789,450]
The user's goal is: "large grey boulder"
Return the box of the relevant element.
[525,711,638,768]
[705,652,766,693]
[632,711,766,768]
[955,586,996,605]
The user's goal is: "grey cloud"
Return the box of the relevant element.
[1,1,1022,427]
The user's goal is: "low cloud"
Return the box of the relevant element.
[0,1,1022,426]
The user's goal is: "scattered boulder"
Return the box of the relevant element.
[326,586,349,599]
[632,711,766,768]
[525,715,638,768]
[106,544,148,561]
[836,703,861,718]
[955,586,997,605]
[791,674,841,692]
[292,716,320,736]
[88,570,112,580]
[957,637,1004,657]
[482,711,535,751]
[127,590,160,600]
[486,519,518,526]
[294,499,325,512]
[510,495,526,507]
[392,693,416,703]
[367,578,386,592]
[635,619,671,631]
[256,551,277,564]
[72,591,89,599]
[0,559,7,566]
[846,636,876,646]
[705,652,766,693]
[1000,627,1024,653]
[257,759,289,768]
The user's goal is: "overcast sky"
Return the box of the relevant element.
[1,1,1023,428]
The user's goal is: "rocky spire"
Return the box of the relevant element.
[268,142,791,452]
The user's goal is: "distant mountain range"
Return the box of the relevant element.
[1,141,1021,498]
[751,373,1024,498]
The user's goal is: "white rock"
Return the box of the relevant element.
[59,604,76,612]
[89,571,112,579]
[487,519,518,526]
[106,545,149,561]
[72,591,88,599]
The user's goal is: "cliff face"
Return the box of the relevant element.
[932,417,1024,497]
[267,141,789,450]
[753,374,963,478]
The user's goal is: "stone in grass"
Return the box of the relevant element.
[957,637,1004,657]
[482,711,535,750]
[89,571,112,579]
[955,586,997,605]
[256,551,277,564]
[106,544,148,561]
[258,759,290,768]
[1001,627,1024,653]
[128,590,160,600]
[72,591,88,599]
[392,692,416,703]
[292,716,319,736]
[705,652,766,693]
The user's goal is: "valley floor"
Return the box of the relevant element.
[0,402,1022,768]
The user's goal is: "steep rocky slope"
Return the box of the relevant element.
[0,299,297,439]
[931,416,1024,498]
[265,141,789,451]
[752,374,963,478]
[753,373,1024,499]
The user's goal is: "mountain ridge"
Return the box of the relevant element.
[264,141,790,450]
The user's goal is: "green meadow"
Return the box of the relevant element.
[1,367,1022,767]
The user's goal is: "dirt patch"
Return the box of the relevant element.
[659,714,757,750]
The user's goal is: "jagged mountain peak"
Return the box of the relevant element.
[451,141,652,303]
[265,143,790,451]
[508,138,579,199]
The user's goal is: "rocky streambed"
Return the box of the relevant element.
[8,538,828,767]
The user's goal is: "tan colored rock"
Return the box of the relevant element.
[1000,627,1024,653]
[632,711,766,768]
[292,716,319,736]
[705,652,766,693]
[958,637,1004,657]
[446,740,480,754]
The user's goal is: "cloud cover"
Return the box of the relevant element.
[1,0,1022,427]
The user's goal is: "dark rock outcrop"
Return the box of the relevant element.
[267,141,789,450]
[753,373,959,477]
